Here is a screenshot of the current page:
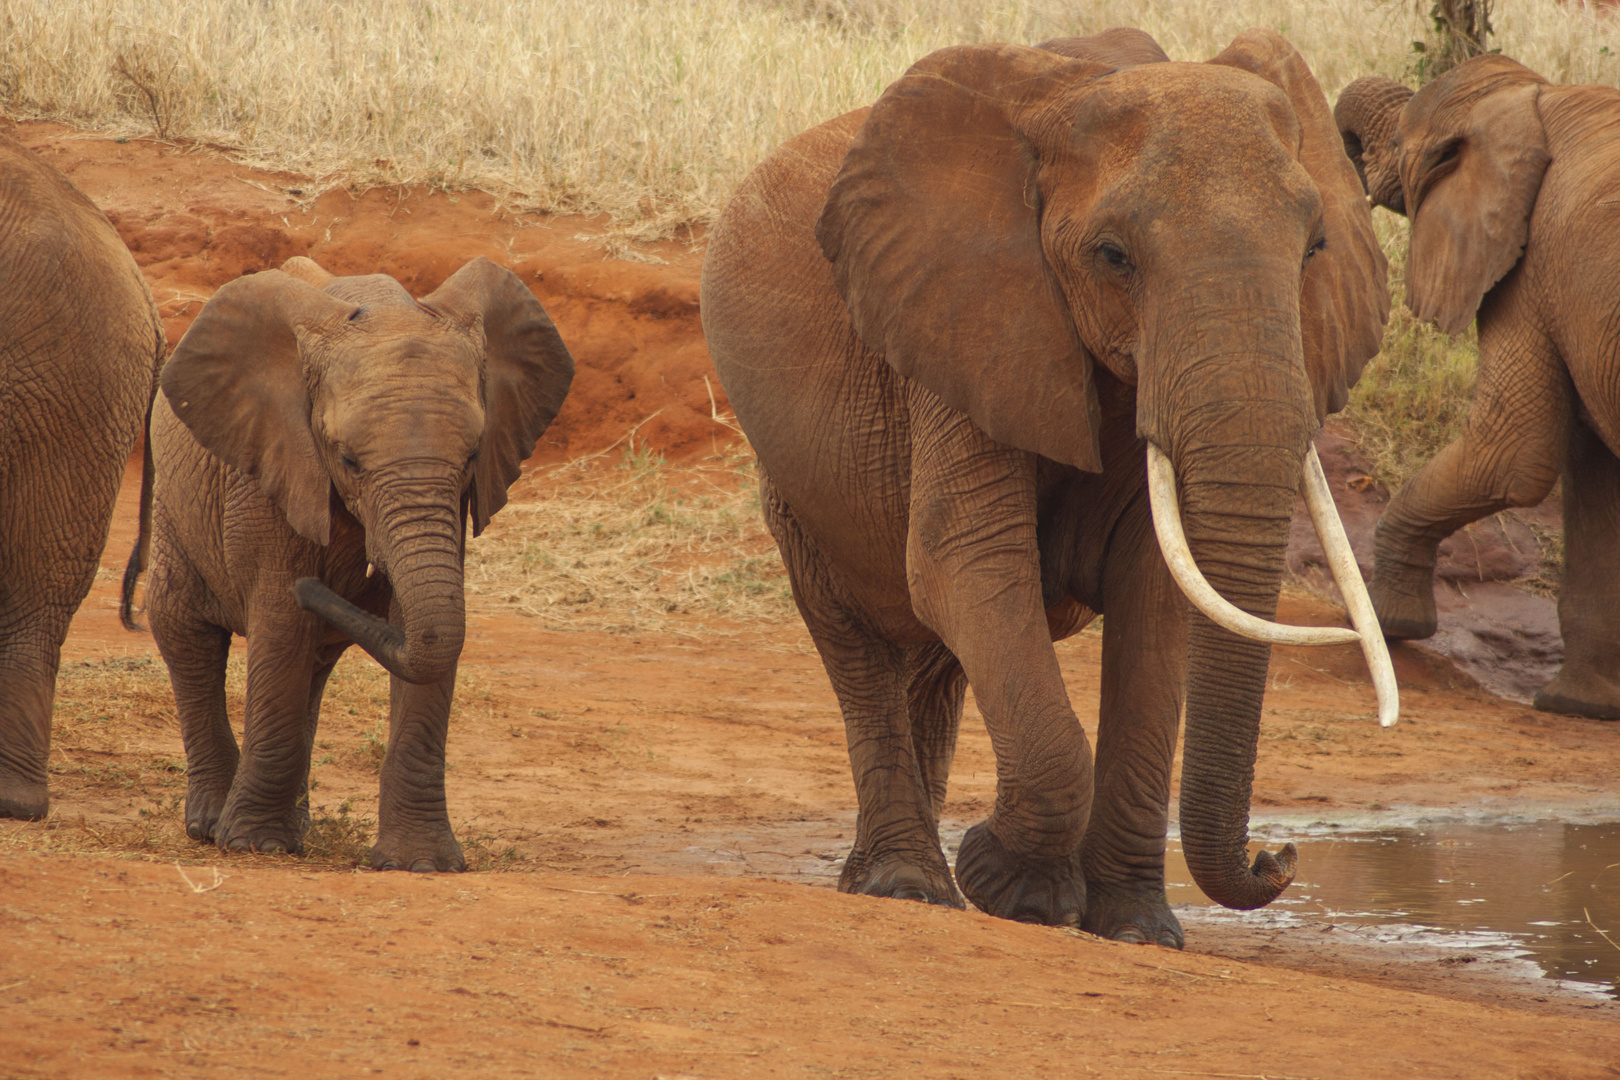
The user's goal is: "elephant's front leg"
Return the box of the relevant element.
[1081,503,1187,947]
[1534,420,1620,719]
[1371,299,1567,639]
[214,600,321,854]
[372,659,464,872]
[907,393,1091,926]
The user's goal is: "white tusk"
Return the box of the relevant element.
[1300,446,1400,727]
[1146,443,1361,648]
[365,562,375,579]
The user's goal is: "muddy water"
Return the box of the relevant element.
[1169,822,1620,999]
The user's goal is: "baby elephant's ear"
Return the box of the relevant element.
[423,257,575,536]
[161,270,354,545]
[1209,30,1390,419]
[817,44,1109,473]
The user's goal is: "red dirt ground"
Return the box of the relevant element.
[2,124,1619,1079]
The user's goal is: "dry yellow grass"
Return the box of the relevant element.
[2,0,1616,225]
[465,441,794,635]
[1342,210,1481,493]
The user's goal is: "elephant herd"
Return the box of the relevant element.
[0,27,1615,947]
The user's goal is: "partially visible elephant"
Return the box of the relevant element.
[132,255,573,868]
[702,28,1394,945]
[0,132,163,820]
[1337,57,1620,719]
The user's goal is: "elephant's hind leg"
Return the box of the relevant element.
[0,609,70,821]
[1535,420,1620,719]
[0,441,123,820]
[905,641,965,831]
[148,554,238,842]
[761,470,959,907]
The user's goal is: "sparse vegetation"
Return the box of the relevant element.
[465,442,794,634]
[1342,213,1480,494]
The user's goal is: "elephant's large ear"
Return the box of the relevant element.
[816,45,1109,473]
[162,270,354,545]
[1210,30,1390,419]
[423,257,575,536]
[1399,59,1549,336]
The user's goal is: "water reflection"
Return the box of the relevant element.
[1167,822,1620,997]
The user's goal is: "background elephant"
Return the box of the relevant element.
[1337,57,1620,720]
[0,132,163,820]
[701,28,1390,944]
[132,255,573,868]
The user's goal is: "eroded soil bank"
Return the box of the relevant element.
[2,124,1619,1078]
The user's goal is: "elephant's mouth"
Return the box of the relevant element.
[1144,442,1399,727]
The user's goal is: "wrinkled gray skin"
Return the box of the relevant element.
[702,29,1387,943]
[1338,57,1620,720]
[136,255,573,868]
[0,132,163,821]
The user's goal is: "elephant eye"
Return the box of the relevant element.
[467,449,480,467]
[340,452,360,471]
[1305,237,1327,261]
[1098,242,1130,271]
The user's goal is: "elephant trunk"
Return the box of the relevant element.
[293,478,466,686]
[1142,296,1314,911]
[1334,76,1415,214]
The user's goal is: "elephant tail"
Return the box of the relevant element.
[120,324,163,633]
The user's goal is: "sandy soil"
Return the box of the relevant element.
[3,124,1619,1079]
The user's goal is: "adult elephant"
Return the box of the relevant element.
[1337,57,1620,720]
[132,255,573,868]
[0,132,163,820]
[702,28,1396,945]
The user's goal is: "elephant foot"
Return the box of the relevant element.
[954,822,1085,926]
[0,773,48,821]
[1082,884,1184,949]
[370,827,465,872]
[215,805,307,855]
[183,780,232,842]
[1534,670,1620,721]
[1368,563,1438,640]
[839,849,963,908]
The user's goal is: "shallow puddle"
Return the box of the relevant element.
[1168,822,1620,999]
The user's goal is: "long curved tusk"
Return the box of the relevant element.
[1146,443,1361,648]
[1300,446,1401,727]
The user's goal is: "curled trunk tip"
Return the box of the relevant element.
[292,577,453,685]
[1334,76,1415,213]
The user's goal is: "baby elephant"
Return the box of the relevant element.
[133,255,573,869]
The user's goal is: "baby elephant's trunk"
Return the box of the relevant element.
[292,495,467,685]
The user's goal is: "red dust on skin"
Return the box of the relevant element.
[2,122,1619,1079]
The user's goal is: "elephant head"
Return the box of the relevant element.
[816,31,1391,909]
[161,256,574,684]
[1336,56,1550,334]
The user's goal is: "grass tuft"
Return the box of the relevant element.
[1340,212,1480,494]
